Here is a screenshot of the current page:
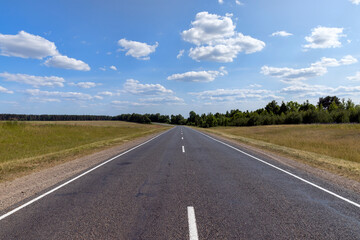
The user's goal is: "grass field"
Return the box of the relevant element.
[200,124,360,181]
[0,121,170,182]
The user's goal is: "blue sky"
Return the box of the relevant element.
[1,0,360,116]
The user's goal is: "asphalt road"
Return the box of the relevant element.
[1,126,359,239]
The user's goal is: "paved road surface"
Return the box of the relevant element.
[1,126,359,239]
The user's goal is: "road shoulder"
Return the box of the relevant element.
[193,127,360,195]
[0,131,167,212]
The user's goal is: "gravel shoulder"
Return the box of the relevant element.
[0,131,167,212]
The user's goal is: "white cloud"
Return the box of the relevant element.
[261,55,357,82]
[0,31,89,71]
[44,55,90,71]
[118,38,158,60]
[281,83,360,98]
[177,49,185,59]
[167,67,227,82]
[189,33,265,62]
[139,96,185,105]
[304,26,346,49]
[68,82,98,88]
[0,31,58,59]
[235,0,243,5]
[123,79,173,95]
[182,12,265,62]
[110,65,117,71]
[271,31,293,37]
[98,91,117,96]
[312,55,357,68]
[112,95,185,106]
[249,84,262,88]
[189,88,281,102]
[29,97,61,103]
[218,0,224,4]
[25,89,96,101]
[0,86,13,94]
[347,72,360,81]
[182,12,235,45]
[350,0,360,5]
[99,67,106,71]
[0,72,65,87]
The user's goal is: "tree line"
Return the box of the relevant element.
[1,96,360,127]
[186,96,360,128]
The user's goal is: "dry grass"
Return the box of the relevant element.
[200,124,360,182]
[0,121,170,182]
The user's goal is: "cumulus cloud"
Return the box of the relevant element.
[271,31,293,37]
[110,65,117,71]
[182,12,265,62]
[25,89,96,101]
[249,84,262,88]
[347,72,360,81]
[0,86,13,94]
[123,79,173,95]
[139,95,185,105]
[68,82,99,88]
[44,55,90,71]
[281,83,360,98]
[218,0,224,4]
[304,26,346,49]
[350,0,360,5]
[182,12,235,45]
[29,97,61,103]
[0,31,90,71]
[189,88,281,102]
[177,49,185,59]
[235,0,243,5]
[97,91,118,96]
[261,55,357,82]
[167,67,227,82]
[118,38,158,60]
[0,31,58,59]
[188,33,265,62]
[0,72,65,87]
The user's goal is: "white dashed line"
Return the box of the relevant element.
[187,206,199,240]
[182,137,184,140]
[182,146,185,153]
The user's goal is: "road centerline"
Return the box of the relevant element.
[187,206,199,240]
[182,146,185,153]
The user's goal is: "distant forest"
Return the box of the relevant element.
[1,96,360,128]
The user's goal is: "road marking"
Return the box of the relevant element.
[182,146,185,153]
[182,137,184,140]
[187,206,199,240]
[0,128,173,221]
[194,129,360,209]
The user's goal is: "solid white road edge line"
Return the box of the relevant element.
[0,128,173,221]
[182,146,185,153]
[187,206,199,240]
[193,128,360,209]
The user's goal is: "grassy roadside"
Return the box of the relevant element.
[196,124,360,182]
[0,121,171,182]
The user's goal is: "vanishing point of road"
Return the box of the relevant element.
[1,126,359,239]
